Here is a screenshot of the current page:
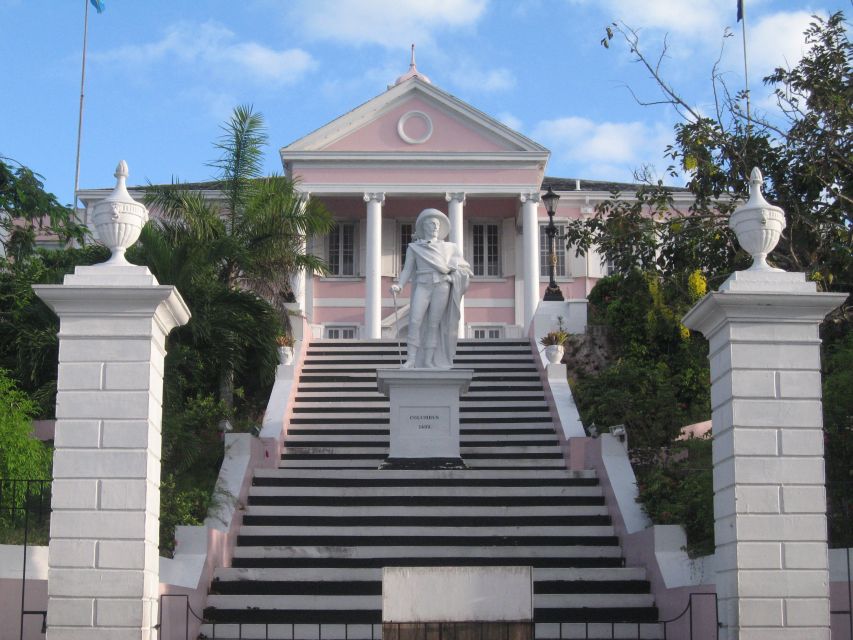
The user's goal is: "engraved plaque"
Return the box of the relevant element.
[402,406,450,435]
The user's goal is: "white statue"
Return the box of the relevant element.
[391,208,472,369]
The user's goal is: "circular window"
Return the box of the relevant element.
[397,111,433,144]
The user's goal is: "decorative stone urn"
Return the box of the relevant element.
[728,167,786,271]
[91,160,149,265]
[544,345,564,365]
[278,345,294,366]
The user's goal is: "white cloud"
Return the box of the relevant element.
[285,0,487,48]
[600,0,726,38]
[532,116,672,181]
[498,112,523,132]
[747,11,821,79]
[448,62,515,92]
[94,21,316,85]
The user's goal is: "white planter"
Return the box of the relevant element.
[277,346,294,366]
[544,345,564,364]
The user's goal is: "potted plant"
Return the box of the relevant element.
[539,329,568,364]
[275,334,295,365]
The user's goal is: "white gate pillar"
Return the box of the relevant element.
[683,169,846,639]
[35,162,190,640]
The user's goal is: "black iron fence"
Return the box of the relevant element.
[828,480,852,639]
[0,478,51,640]
[160,593,717,640]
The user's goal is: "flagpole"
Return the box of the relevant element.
[73,0,89,212]
[740,0,751,126]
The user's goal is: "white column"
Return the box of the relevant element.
[290,192,310,313]
[520,192,541,330]
[684,276,844,639]
[446,192,466,335]
[363,192,385,339]
[35,266,190,640]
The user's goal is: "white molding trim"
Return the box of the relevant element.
[299,183,542,196]
[285,152,548,163]
[312,297,514,308]
[397,110,434,144]
[282,77,549,154]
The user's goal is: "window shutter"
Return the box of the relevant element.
[568,242,586,278]
[311,232,328,264]
[358,220,366,276]
[501,217,516,276]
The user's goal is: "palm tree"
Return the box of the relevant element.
[141,105,333,425]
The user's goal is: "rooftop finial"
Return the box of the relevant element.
[390,44,431,88]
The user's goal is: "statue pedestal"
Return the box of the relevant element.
[376,369,473,469]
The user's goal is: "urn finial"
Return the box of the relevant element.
[728,167,786,271]
[91,160,149,265]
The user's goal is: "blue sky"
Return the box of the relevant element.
[0,0,842,205]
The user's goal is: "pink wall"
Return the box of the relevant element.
[325,96,512,153]
[538,279,588,299]
[0,578,47,640]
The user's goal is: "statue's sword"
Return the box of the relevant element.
[391,288,403,366]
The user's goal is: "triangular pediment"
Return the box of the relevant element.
[283,78,547,156]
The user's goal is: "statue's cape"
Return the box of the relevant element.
[407,241,472,368]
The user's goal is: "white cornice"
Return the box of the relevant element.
[285,151,548,164]
[281,77,549,155]
[296,183,542,196]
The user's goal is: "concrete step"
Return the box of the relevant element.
[237,525,616,538]
[205,592,654,612]
[253,468,590,480]
[212,566,648,583]
[231,545,622,559]
[275,459,570,469]
[243,505,610,518]
[248,485,602,497]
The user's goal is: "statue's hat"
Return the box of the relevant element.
[415,208,451,240]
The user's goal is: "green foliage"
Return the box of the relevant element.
[0,369,51,482]
[159,474,215,557]
[634,438,714,557]
[578,13,852,296]
[572,272,713,551]
[823,331,853,547]
[0,370,52,542]
[575,271,710,448]
[0,156,88,260]
[0,245,110,417]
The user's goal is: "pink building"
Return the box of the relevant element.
[79,62,693,340]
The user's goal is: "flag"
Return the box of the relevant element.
[737,0,743,22]
[90,0,105,13]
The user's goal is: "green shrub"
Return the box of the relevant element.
[634,438,714,557]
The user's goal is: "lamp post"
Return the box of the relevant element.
[542,185,564,301]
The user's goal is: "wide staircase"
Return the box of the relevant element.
[201,340,661,639]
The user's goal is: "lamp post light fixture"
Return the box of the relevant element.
[541,185,564,301]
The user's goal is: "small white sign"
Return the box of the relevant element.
[382,566,533,622]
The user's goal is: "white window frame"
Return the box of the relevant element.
[326,221,359,277]
[324,324,359,340]
[469,324,505,340]
[539,220,571,280]
[467,221,502,279]
[601,257,617,277]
